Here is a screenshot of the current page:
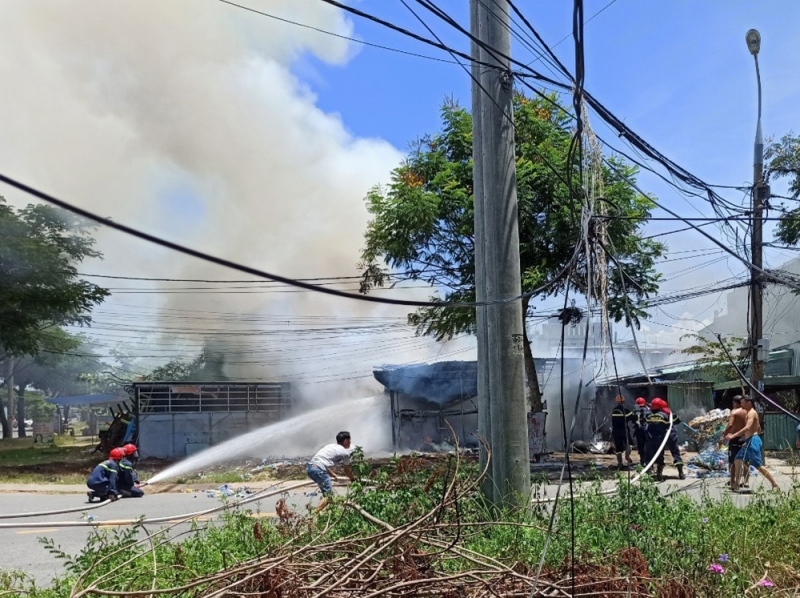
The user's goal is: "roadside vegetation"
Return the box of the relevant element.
[0,438,96,485]
[4,452,799,598]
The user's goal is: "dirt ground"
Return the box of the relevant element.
[0,443,731,486]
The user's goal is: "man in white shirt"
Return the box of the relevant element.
[307,431,355,509]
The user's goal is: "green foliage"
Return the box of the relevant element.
[359,95,664,411]
[349,445,370,479]
[8,463,800,598]
[0,197,109,356]
[140,346,229,382]
[680,333,746,382]
[767,132,800,245]
[24,511,284,597]
[141,354,206,382]
[26,393,57,420]
[359,96,664,341]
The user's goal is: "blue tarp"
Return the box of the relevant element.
[46,393,125,407]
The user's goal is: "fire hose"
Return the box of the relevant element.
[0,480,315,529]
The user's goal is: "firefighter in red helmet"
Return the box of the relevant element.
[86,448,124,502]
[645,398,670,481]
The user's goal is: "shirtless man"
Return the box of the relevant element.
[724,396,779,492]
[722,396,748,490]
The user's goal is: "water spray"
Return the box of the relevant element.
[146,395,389,485]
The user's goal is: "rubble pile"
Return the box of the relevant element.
[686,409,730,452]
[686,409,730,474]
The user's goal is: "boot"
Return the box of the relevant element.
[87,491,95,503]
[655,464,664,482]
[677,464,685,480]
[616,454,624,470]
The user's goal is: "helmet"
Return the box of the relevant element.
[614,395,625,404]
[651,398,667,410]
[123,443,138,456]
[635,397,646,406]
[109,447,126,461]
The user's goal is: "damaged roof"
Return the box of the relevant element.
[373,361,477,405]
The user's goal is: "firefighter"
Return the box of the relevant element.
[118,444,144,498]
[633,397,650,466]
[86,448,124,502]
[645,398,670,481]
[662,405,685,480]
[611,395,635,469]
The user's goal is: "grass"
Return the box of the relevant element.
[0,438,99,485]
[4,454,800,597]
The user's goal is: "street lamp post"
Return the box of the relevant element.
[746,29,768,396]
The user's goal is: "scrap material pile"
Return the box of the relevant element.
[687,409,730,472]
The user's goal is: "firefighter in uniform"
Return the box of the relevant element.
[645,398,670,481]
[118,443,144,498]
[611,395,635,469]
[662,405,685,480]
[86,448,123,502]
[633,397,650,467]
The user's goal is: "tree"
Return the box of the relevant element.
[766,133,800,244]
[140,346,227,382]
[3,329,105,436]
[0,197,108,437]
[359,96,664,412]
[680,333,746,383]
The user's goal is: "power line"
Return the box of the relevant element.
[0,171,572,309]
[217,0,461,65]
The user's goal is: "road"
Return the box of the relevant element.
[2,463,798,588]
[0,481,321,586]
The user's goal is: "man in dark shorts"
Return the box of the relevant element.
[722,396,747,490]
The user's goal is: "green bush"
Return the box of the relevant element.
[6,462,799,598]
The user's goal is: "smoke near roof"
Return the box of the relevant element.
[0,1,475,402]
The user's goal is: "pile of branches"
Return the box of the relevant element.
[68,449,682,598]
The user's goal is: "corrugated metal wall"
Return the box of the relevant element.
[762,413,800,451]
[139,412,281,459]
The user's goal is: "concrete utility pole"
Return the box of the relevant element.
[470,0,531,506]
[470,0,492,501]
[746,29,768,395]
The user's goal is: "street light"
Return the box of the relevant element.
[746,28,767,398]
[746,29,763,164]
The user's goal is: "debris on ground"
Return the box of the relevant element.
[687,409,730,452]
[206,484,258,499]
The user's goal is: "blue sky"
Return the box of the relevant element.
[293,1,800,182]
[2,1,799,382]
[277,0,800,348]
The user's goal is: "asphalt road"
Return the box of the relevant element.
[2,463,798,588]
[1,481,321,586]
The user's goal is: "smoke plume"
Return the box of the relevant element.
[0,1,474,408]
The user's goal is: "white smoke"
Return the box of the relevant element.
[0,1,475,404]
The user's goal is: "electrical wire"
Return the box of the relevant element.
[218,0,462,65]
[0,171,575,308]
[0,480,314,529]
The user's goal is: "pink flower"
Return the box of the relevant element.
[758,579,775,587]
[707,564,725,574]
